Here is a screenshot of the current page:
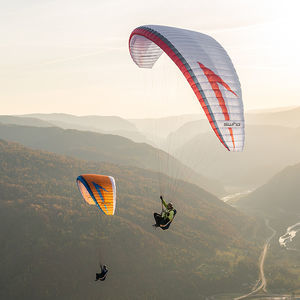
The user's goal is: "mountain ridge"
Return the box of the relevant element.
[0,123,225,196]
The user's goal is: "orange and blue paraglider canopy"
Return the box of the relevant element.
[76,174,116,215]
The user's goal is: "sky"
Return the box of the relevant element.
[1,0,299,118]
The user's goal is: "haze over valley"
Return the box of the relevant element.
[1,106,300,298]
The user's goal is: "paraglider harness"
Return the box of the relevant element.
[159,199,177,230]
[95,264,108,281]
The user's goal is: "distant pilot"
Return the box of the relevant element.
[95,264,108,281]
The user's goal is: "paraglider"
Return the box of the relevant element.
[153,196,177,230]
[76,174,116,281]
[76,174,116,215]
[129,25,245,230]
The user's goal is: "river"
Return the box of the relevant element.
[279,221,300,250]
[221,189,254,203]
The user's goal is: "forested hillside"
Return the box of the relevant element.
[235,162,300,292]
[174,125,300,189]
[0,123,224,196]
[237,162,300,214]
[0,140,264,299]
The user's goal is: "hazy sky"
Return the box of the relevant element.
[1,0,299,118]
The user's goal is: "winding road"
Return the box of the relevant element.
[234,219,276,300]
